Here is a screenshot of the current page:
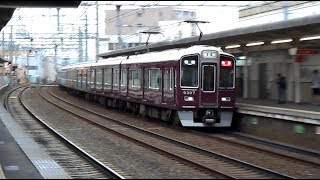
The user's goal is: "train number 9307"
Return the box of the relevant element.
[183,90,196,95]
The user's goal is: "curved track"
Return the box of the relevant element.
[5,86,124,179]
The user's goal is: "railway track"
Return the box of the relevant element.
[203,131,320,166]
[39,85,294,179]
[5,86,124,179]
[48,85,320,179]
[23,86,220,179]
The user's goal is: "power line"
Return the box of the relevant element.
[104,1,160,25]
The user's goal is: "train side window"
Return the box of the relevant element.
[170,68,173,90]
[82,69,86,88]
[77,70,81,86]
[104,68,112,85]
[149,68,160,90]
[113,69,119,86]
[163,68,172,91]
[121,69,127,87]
[96,68,103,89]
[86,69,90,88]
[131,69,141,88]
[174,69,176,88]
[90,68,95,88]
[144,67,148,89]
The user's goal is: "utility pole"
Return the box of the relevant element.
[27,38,33,78]
[116,5,123,50]
[95,1,99,61]
[79,27,83,63]
[85,15,88,62]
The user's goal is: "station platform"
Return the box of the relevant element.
[235,97,320,150]
[236,97,320,124]
[0,77,70,179]
[0,108,44,179]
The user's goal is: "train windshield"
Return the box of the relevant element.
[219,56,235,88]
[181,55,198,87]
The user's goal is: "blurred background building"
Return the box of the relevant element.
[0,1,319,84]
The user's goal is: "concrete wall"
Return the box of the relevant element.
[234,113,320,150]
[248,50,288,100]
[299,53,320,103]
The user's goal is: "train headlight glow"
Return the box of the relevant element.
[203,51,217,58]
[221,97,231,102]
[184,60,196,65]
[184,96,194,101]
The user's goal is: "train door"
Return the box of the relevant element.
[200,63,218,106]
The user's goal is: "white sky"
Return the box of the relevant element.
[3,1,264,35]
[2,1,319,48]
[95,1,264,34]
[1,1,319,62]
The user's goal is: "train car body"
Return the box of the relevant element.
[57,45,236,127]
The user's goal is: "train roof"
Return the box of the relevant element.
[60,45,233,70]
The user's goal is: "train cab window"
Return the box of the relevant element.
[96,68,103,89]
[131,69,141,88]
[104,68,112,85]
[149,68,160,89]
[202,65,216,92]
[219,56,235,89]
[181,55,198,88]
[113,69,119,86]
[121,69,127,87]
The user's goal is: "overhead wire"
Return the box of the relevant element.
[3,1,318,57]
[100,1,268,44]
[118,19,193,42]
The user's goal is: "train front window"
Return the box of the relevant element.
[181,55,198,87]
[202,65,215,92]
[219,56,235,89]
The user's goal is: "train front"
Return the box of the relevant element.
[176,49,236,127]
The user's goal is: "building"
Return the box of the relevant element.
[103,6,197,51]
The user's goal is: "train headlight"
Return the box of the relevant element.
[221,97,231,102]
[184,96,194,101]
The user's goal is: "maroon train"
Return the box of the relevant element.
[57,45,236,127]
